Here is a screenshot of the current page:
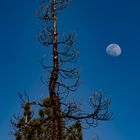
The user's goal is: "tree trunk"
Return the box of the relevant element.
[48,1,63,140]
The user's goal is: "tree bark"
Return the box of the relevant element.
[48,1,63,140]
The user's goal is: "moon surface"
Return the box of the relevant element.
[106,43,122,57]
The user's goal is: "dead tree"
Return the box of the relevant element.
[11,0,113,140]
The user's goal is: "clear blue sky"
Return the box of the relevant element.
[0,0,140,140]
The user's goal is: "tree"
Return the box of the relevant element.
[11,0,113,140]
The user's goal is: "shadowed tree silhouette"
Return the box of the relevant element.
[11,0,113,140]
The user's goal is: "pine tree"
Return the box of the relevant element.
[11,0,113,140]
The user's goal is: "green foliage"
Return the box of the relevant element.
[12,96,83,140]
[64,120,83,140]
[42,97,51,107]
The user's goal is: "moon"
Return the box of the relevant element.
[106,43,122,57]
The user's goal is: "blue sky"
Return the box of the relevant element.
[0,0,140,139]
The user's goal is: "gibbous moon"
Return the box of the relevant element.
[106,43,122,57]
